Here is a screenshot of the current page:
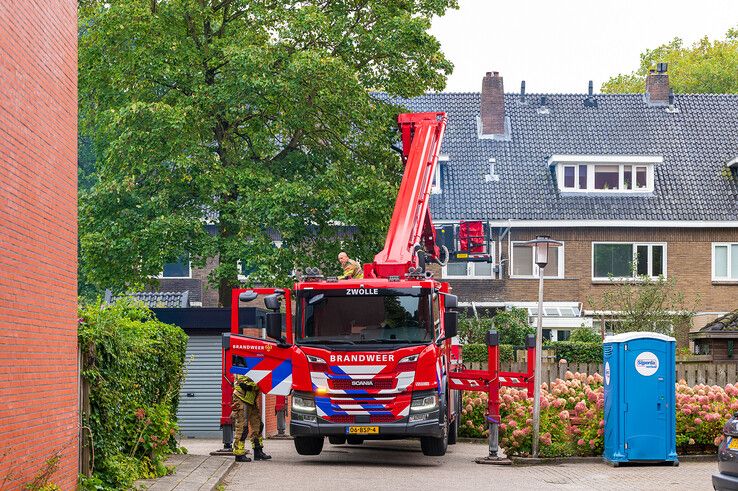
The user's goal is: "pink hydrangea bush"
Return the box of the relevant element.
[676,380,737,453]
[459,374,737,457]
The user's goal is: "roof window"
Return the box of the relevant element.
[549,155,661,194]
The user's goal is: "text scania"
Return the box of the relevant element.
[346,288,379,295]
[330,354,395,363]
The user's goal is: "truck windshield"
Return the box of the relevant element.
[297,290,435,345]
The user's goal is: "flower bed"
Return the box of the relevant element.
[459,372,737,457]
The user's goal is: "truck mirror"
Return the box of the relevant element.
[444,311,458,339]
[444,294,458,309]
[264,293,281,311]
[239,291,258,302]
[266,312,282,341]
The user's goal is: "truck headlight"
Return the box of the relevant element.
[292,395,316,413]
[410,394,438,413]
[398,354,419,364]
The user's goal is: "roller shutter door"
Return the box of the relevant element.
[178,334,222,437]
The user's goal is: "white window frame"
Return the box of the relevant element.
[509,241,565,279]
[237,241,282,281]
[551,155,659,194]
[591,242,667,281]
[237,260,251,281]
[442,242,496,279]
[431,154,448,194]
[158,259,192,279]
[712,242,738,281]
[442,260,495,279]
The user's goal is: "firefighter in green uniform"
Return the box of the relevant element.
[338,251,363,279]
[232,374,272,462]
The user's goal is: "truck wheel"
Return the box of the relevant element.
[294,436,324,455]
[420,413,448,456]
[328,436,346,445]
[346,436,364,445]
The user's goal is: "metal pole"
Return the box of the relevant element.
[488,421,499,458]
[532,266,544,458]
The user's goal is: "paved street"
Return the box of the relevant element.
[221,439,716,491]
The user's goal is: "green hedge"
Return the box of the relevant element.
[462,343,514,363]
[546,341,603,364]
[78,301,188,490]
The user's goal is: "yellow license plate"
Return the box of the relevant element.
[729,438,738,450]
[346,426,379,435]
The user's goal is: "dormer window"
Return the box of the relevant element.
[550,155,661,193]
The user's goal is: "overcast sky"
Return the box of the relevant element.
[430,0,738,94]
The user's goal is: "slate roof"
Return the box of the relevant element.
[104,289,190,308]
[700,310,738,332]
[393,93,738,222]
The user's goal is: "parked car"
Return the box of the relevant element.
[714,413,738,490]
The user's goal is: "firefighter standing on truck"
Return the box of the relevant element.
[232,374,272,462]
[338,251,363,279]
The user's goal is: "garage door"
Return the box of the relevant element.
[178,334,222,437]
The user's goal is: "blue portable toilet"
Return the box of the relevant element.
[603,332,678,466]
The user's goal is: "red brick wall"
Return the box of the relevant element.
[0,1,78,489]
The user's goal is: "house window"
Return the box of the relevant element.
[578,164,587,189]
[713,243,738,281]
[432,154,448,194]
[551,156,659,193]
[594,165,619,190]
[511,242,564,278]
[237,260,256,280]
[592,243,666,280]
[161,254,191,278]
[442,261,494,279]
[563,166,575,188]
[442,241,495,279]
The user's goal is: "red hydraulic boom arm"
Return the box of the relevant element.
[364,112,448,279]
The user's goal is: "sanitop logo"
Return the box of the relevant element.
[634,351,659,376]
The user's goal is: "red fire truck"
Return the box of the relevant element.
[221,112,465,456]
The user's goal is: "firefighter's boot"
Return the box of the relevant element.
[233,440,251,462]
[253,446,271,460]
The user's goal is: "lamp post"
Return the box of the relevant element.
[522,235,561,458]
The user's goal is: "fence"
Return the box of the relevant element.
[462,361,738,387]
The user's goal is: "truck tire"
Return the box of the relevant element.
[346,436,364,445]
[420,412,448,456]
[328,436,346,445]
[294,436,324,455]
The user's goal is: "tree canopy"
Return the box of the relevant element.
[79,0,457,305]
[601,26,738,93]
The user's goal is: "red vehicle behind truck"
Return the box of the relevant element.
[221,112,463,456]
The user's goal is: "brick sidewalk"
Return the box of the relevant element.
[136,440,233,491]
[223,439,716,491]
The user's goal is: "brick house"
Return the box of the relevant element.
[157,67,738,343]
[404,68,738,341]
[0,1,78,488]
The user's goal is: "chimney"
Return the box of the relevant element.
[645,63,670,106]
[481,71,506,135]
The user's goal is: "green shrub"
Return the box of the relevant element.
[568,328,601,343]
[78,300,188,490]
[462,343,513,363]
[546,341,603,364]
[458,308,534,346]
